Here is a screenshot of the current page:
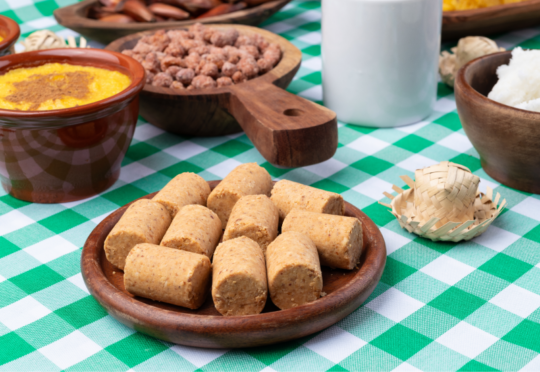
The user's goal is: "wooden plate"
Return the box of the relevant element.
[106,25,337,168]
[81,181,387,348]
[443,0,540,41]
[54,0,291,45]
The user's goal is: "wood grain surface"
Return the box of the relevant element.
[106,25,338,168]
[54,0,291,45]
[81,181,386,349]
[455,51,540,194]
[443,0,540,40]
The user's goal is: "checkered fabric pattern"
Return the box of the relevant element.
[2,1,540,371]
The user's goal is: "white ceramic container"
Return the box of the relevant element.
[322,0,442,127]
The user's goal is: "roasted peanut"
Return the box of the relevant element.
[170,81,185,90]
[152,72,173,87]
[191,75,217,89]
[217,76,233,87]
[175,68,195,85]
[121,24,281,91]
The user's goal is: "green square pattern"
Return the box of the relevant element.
[55,296,108,329]
[370,324,432,361]
[478,253,534,283]
[38,210,89,234]
[105,333,171,368]
[351,157,394,176]
[9,265,66,294]
[429,287,487,320]
[380,257,417,287]
[0,332,36,365]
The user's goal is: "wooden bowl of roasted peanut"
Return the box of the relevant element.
[106,23,338,168]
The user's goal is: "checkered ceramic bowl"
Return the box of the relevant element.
[0,48,145,204]
[0,15,19,56]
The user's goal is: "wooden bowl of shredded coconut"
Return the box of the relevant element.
[454,50,540,194]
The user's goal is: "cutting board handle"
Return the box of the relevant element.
[228,81,337,168]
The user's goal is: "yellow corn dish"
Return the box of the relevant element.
[0,63,131,111]
[443,0,528,11]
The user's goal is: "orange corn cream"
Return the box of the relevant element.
[0,63,131,111]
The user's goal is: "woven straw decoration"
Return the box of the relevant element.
[379,161,506,242]
[414,162,480,229]
[19,30,89,53]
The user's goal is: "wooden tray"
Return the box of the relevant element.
[443,0,540,41]
[54,0,291,45]
[81,180,387,348]
[106,25,338,168]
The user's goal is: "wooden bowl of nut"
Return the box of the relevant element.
[106,23,337,168]
[54,0,291,45]
[81,164,387,349]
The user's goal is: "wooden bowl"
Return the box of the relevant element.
[454,51,540,194]
[54,0,291,45]
[0,15,20,56]
[443,0,540,41]
[81,180,387,349]
[106,25,337,168]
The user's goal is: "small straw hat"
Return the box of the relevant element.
[380,161,506,242]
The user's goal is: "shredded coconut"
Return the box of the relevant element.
[488,47,540,112]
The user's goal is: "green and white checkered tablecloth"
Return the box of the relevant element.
[2,1,540,370]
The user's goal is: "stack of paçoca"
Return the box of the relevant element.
[103,163,364,316]
[381,161,506,242]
